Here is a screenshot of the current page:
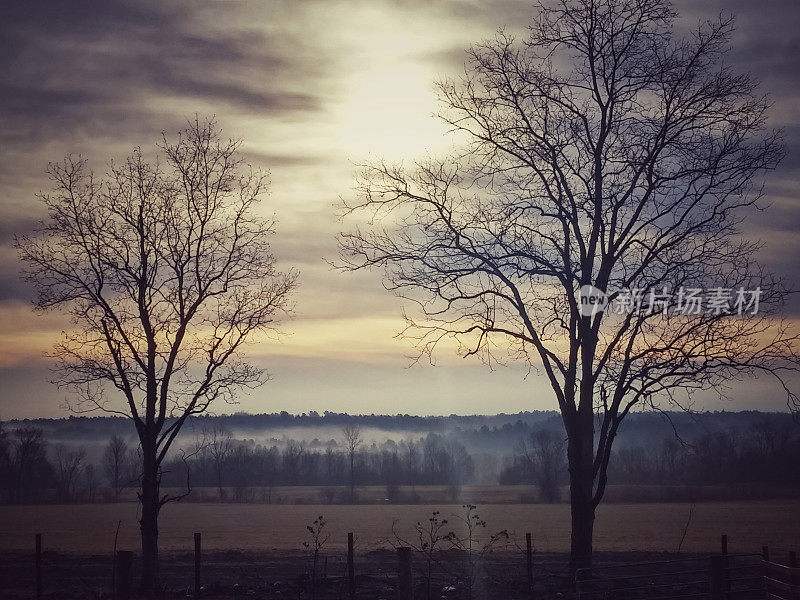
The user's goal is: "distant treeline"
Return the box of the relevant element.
[499,421,800,495]
[1,412,798,505]
[7,408,794,452]
[160,427,475,503]
[0,420,476,504]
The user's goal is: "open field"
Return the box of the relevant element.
[156,483,800,505]
[1,499,798,555]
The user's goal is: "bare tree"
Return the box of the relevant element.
[16,117,298,588]
[282,440,305,485]
[53,445,86,503]
[401,437,420,499]
[83,463,99,503]
[339,0,798,571]
[323,444,344,485]
[205,424,233,501]
[102,434,129,502]
[520,428,566,503]
[342,424,362,502]
[0,420,9,502]
[10,427,50,504]
[258,445,280,503]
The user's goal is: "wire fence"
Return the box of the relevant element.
[5,532,799,599]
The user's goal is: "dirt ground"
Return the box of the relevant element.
[0,499,797,599]
[1,499,798,554]
[0,547,722,600]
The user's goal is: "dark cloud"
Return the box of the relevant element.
[0,215,40,303]
[241,151,336,169]
[1,0,799,418]
[0,270,34,304]
[0,0,328,152]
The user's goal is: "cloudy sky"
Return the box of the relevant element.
[1,0,798,419]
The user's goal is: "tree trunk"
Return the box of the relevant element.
[349,455,355,503]
[569,479,595,574]
[139,449,160,591]
[567,412,596,574]
[217,464,224,502]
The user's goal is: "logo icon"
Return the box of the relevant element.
[578,285,608,317]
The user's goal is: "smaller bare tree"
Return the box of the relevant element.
[448,504,510,600]
[10,427,49,504]
[302,515,330,600]
[53,445,86,503]
[102,435,129,502]
[0,421,9,502]
[205,424,233,502]
[16,117,298,588]
[519,429,566,503]
[401,437,421,499]
[342,425,362,503]
[392,510,452,600]
[83,463,99,503]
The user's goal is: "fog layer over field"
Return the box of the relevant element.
[3,410,799,506]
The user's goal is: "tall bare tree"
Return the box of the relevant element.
[339,0,798,570]
[17,118,298,588]
[342,424,362,502]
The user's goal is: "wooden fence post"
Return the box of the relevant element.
[526,532,533,598]
[116,550,133,600]
[721,534,731,594]
[347,532,355,600]
[762,545,770,562]
[789,551,798,600]
[35,533,42,600]
[710,555,726,600]
[194,532,202,598]
[397,547,413,600]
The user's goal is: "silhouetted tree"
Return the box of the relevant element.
[401,437,421,499]
[342,425,362,502]
[0,420,9,501]
[228,442,256,502]
[378,447,402,502]
[102,434,129,502]
[520,429,566,502]
[83,463,99,503]
[17,118,298,589]
[53,444,86,503]
[339,0,797,571]
[323,444,345,485]
[10,427,51,504]
[444,438,474,501]
[205,424,233,501]
[257,445,280,503]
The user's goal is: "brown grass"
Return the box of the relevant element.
[1,499,798,556]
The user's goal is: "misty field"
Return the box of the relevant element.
[1,499,798,555]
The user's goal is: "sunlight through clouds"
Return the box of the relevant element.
[0,0,798,417]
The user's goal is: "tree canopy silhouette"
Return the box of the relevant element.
[17,117,297,588]
[338,0,798,571]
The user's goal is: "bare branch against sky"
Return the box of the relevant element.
[1,0,799,418]
[337,0,799,569]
